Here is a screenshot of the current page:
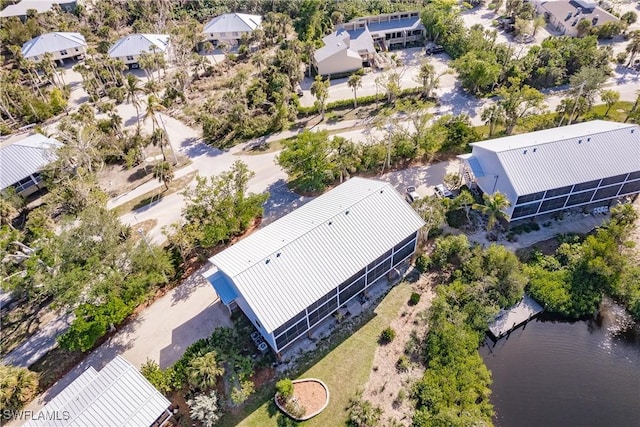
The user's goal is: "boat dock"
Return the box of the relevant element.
[488,294,543,339]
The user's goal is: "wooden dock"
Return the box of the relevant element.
[488,294,543,339]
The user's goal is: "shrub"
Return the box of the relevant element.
[409,292,421,306]
[0,365,39,412]
[140,359,170,394]
[347,395,382,427]
[284,399,306,418]
[230,379,254,405]
[415,254,431,273]
[276,378,294,401]
[396,355,410,373]
[379,327,396,344]
[187,391,222,427]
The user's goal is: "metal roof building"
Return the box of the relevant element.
[0,0,78,18]
[21,32,86,61]
[0,133,62,197]
[459,120,640,221]
[24,356,171,427]
[203,12,262,40]
[205,177,425,353]
[108,34,170,66]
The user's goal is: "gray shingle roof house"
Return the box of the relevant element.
[21,32,87,63]
[314,10,424,76]
[458,121,640,221]
[24,356,172,427]
[108,34,171,67]
[0,133,62,197]
[203,13,262,45]
[537,0,619,37]
[0,0,78,19]
[204,177,425,355]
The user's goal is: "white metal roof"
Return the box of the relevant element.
[468,120,640,196]
[0,0,70,17]
[108,34,170,58]
[0,133,61,190]
[208,177,425,333]
[203,13,262,34]
[24,356,170,427]
[21,32,86,59]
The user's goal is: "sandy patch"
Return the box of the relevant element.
[361,274,436,425]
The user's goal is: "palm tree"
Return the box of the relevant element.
[187,351,224,390]
[626,31,640,66]
[125,74,144,133]
[153,161,174,190]
[251,51,266,73]
[472,192,511,232]
[481,104,505,137]
[310,75,330,120]
[417,61,439,98]
[347,71,363,108]
[150,128,169,162]
[144,96,177,164]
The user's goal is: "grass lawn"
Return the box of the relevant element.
[222,282,413,427]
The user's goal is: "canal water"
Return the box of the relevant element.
[479,297,640,427]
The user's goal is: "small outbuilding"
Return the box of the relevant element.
[108,33,171,68]
[21,32,87,64]
[24,355,172,427]
[0,133,62,198]
[203,13,262,46]
[459,120,640,222]
[204,177,425,355]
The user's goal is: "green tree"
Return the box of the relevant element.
[472,192,511,231]
[311,75,330,120]
[576,19,592,37]
[621,11,638,25]
[600,89,620,117]
[626,31,640,66]
[417,61,440,98]
[481,104,505,137]
[153,160,174,190]
[276,378,294,401]
[140,359,170,393]
[187,351,224,390]
[277,130,336,193]
[0,364,39,411]
[347,71,363,107]
[495,78,545,135]
[413,196,447,241]
[452,50,501,95]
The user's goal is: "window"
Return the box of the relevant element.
[60,50,68,55]
[338,268,365,292]
[511,202,541,219]
[13,176,36,192]
[34,56,38,61]
[367,249,392,272]
[232,32,239,36]
[539,196,568,213]
[620,180,640,195]
[275,318,308,350]
[593,184,622,200]
[573,179,600,192]
[339,277,365,305]
[600,174,628,186]
[126,55,134,61]
[255,319,261,329]
[544,185,573,199]
[516,192,544,205]
[306,289,337,314]
[393,239,415,265]
[393,233,416,253]
[367,258,392,285]
[308,296,338,326]
[627,171,640,181]
[566,190,595,207]
[274,310,306,338]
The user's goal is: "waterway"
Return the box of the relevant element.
[480,297,640,427]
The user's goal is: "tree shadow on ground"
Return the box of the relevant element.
[261,180,313,226]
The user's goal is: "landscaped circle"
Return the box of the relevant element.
[275,378,329,421]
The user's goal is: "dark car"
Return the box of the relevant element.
[426,45,445,55]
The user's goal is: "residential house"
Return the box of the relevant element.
[24,356,172,427]
[0,133,62,198]
[21,32,87,64]
[537,0,619,37]
[458,120,640,222]
[108,34,171,68]
[0,0,79,19]
[203,12,262,46]
[204,177,425,356]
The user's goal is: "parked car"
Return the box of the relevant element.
[425,45,445,55]
[405,186,421,204]
[434,184,454,199]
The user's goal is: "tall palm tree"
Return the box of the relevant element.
[481,104,506,137]
[472,192,511,232]
[125,74,144,133]
[417,61,439,98]
[626,31,640,66]
[153,160,174,190]
[187,351,224,390]
[310,75,329,120]
[347,72,363,108]
[144,96,177,164]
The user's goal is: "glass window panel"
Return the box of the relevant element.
[600,174,628,186]
[516,192,545,205]
[594,184,622,200]
[627,171,640,181]
[511,202,541,219]
[539,196,569,213]
[393,240,415,265]
[573,179,601,192]
[274,310,306,338]
[339,268,365,292]
[339,277,365,305]
[393,233,416,253]
[367,258,392,285]
[544,186,573,198]
[566,190,595,207]
[620,180,640,195]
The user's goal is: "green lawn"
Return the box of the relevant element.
[221,282,413,427]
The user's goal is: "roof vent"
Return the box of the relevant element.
[345,210,350,215]
[328,221,333,226]
[587,137,591,141]
[265,259,270,264]
[533,148,537,152]
[632,129,635,134]
[276,252,281,257]
[523,149,527,154]
[578,139,582,144]
[380,190,384,194]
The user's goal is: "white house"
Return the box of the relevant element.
[24,356,172,427]
[203,13,262,45]
[204,177,425,355]
[0,0,79,19]
[536,0,619,37]
[21,32,87,64]
[108,33,171,68]
[458,120,640,222]
[0,133,62,198]
[314,10,424,76]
